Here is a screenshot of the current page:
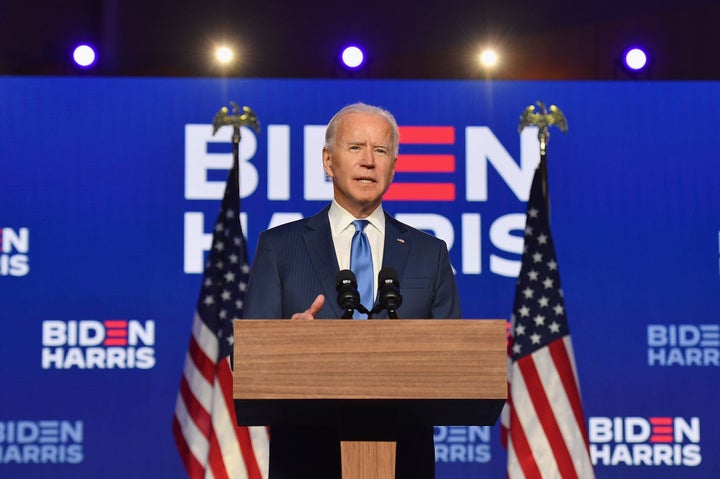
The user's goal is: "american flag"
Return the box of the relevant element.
[173,159,269,479]
[501,161,595,478]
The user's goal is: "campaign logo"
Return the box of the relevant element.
[647,324,719,367]
[0,227,29,277]
[41,320,156,369]
[434,426,492,463]
[183,123,542,278]
[385,126,457,201]
[589,416,701,467]
[0,420,83,464]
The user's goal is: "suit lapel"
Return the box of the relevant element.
[303,206,342,318]
[382,212,411,283]
[374,213,411,319]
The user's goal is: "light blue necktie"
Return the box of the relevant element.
[350,220,373,319]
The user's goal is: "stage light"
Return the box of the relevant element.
[624,47,648,71]
[215,46,234,64]
[479,49,498,68]
[73,44,97,68]
[341,45,365,69]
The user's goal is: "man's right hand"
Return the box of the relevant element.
[290,294,325,320]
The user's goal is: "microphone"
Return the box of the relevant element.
[377,267,402,319]
[336,269,360,319]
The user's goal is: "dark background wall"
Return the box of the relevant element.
[2,0,719,79]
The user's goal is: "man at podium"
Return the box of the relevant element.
[244,102,462,478]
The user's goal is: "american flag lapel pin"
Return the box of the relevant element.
[396,238,405,244]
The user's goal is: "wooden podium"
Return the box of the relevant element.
[233,319,507,479]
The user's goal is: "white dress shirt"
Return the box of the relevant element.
[328,200,385,301]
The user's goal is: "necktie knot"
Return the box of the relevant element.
[353,219,369,234]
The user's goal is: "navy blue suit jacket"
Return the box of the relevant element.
[244,205,461,320]
[242,205,462,479]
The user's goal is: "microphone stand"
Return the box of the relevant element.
[340,304,371,319]
[365,304,398,320]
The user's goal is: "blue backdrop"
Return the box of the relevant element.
[1,77,718,478]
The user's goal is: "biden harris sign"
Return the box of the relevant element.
[0,77,719,478]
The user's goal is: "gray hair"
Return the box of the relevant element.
[324,102,399,157]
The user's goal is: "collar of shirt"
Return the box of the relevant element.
[328,200,386,297]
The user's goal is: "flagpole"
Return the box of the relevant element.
[504,102,596,479]
[174,102,268,479]
[518,101,568,217]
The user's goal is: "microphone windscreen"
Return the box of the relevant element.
[336,269,357,288]
[378,267,399,286]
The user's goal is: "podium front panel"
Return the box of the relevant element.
[233,319,506,427]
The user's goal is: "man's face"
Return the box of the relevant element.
[322,112,396,218]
